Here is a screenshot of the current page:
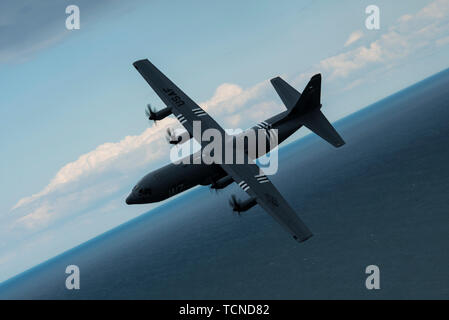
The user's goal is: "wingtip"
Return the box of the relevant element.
[293,233,313,243]
[132,59,149,67]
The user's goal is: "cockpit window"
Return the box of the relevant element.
[138,187,151,195]
[133,185,151,196]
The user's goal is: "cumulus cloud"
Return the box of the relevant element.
[200,83,243,111]
[321,42,383,78]
[321,0,449,79]
[12,121,175,210]
[201,80,272,116]
[344,30,364,47]
[10,119,178,231]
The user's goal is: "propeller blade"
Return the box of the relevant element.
[165,127,181,145]
[228,194,241,215]
[165,128,172,143]
[146,104,158,125]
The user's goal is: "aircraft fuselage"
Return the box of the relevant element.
[126,111,303,205]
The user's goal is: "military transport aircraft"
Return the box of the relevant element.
[126,59,345,242]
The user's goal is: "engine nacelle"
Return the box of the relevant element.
[168,130,191,145]
[150,107,172,121]
[210,175,234,190]
[229,195,257,213]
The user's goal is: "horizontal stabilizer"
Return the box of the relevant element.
[270,77,301,110]
[300,109,345,148]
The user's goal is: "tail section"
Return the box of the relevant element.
[271,74,345,148]
[270,77,301,110]
[300,108,345,147]
[289,73,322,117]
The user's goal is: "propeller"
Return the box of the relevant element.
[145,104,158,125]
[165,127,181,145]
[228,194,242,216]
[209,183,220,194]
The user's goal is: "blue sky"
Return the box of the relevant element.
[1,0,449,282]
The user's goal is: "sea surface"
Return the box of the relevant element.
[1,69,448,299]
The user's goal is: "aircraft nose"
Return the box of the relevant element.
[126,193,136,205]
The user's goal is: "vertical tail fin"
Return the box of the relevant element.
[290,73,322,117]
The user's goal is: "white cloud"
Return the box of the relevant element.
[201,83,243,111]
[436,35,449,46]
[320,42,383,78]
[12,121,176,211]
[321,0,449,79]
[398,14,413,23]
[201,80,271,117]
[9,118,180,233]
[418,0,449,19]
[344,30,364,47]
[342,78,365,92]
[15,204,53,229]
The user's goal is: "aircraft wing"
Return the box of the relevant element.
[220,162,313,242]
[133,59,227,142]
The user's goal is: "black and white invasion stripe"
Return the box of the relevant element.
[254,173,269,184]
[175,114,187,124]
[256,121,277,139]
[192,107,207,117]
[256,121,271,130]
[238,180,250,192]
